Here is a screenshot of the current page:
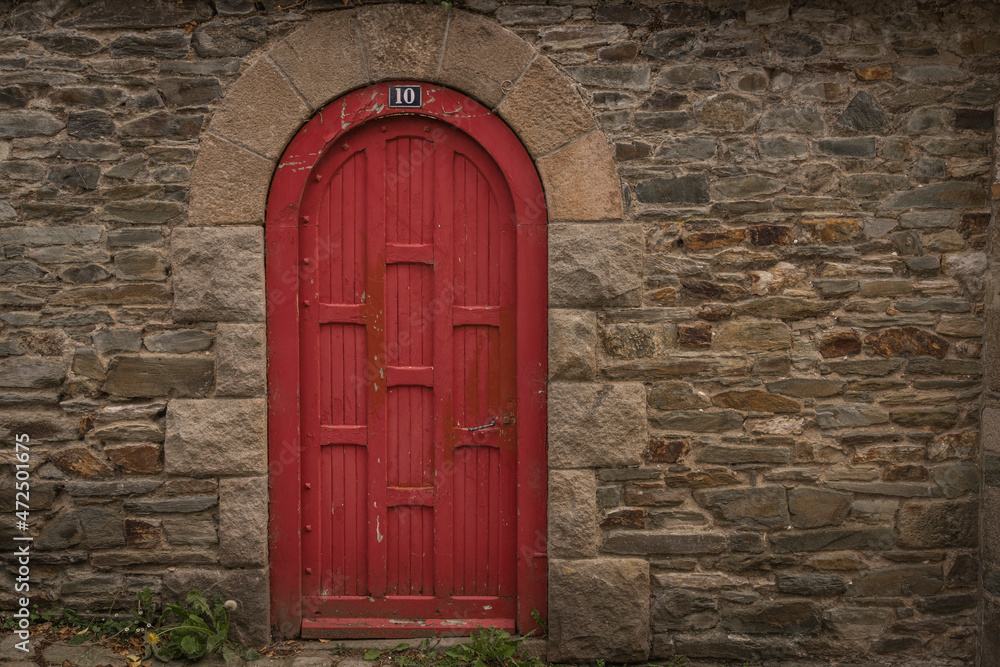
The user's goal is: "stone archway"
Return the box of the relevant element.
[178,4,627,646]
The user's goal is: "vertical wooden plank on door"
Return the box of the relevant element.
[515,220,547,631]
[384,136,400,596]
[473,168,490,596]
[496,187,518,597]
[266,219,301,636]
[433,138,455,599]
[334,152,370,597]
[385,132,441,597]
[455,163,468,594]
[299,216,321,603]
[319,175,335,598]
[366,137,388,598]
[419,135,436,599]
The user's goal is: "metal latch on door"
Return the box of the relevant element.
[466,414,515,431]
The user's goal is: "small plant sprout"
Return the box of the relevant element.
[437,626,542,667]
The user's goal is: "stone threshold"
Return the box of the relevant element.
[319,636,545,654]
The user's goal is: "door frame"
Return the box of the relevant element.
[265,82,548,638]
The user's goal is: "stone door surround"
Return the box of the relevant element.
[181,4,624,645]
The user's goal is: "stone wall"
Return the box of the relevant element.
[0,0,997,664]
[979,72,1000,667]
[542,1,996,663]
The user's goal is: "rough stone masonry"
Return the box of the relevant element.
[0,0,998,664]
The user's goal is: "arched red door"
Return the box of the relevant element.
[266,84,547,639]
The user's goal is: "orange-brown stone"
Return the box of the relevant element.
[803,219,861,243]
[678,322,712,348]
[650,287,677,303]
[961,213,990,234]
[856,66,892,80]
[105,443,163,473]
[49,447,113,479]
[648,438,689,463]
[681,279,747,301]
[820,332,862,358]
[747,224,794,246]
[698,304,733,321]
[601,509,646,529]
[124,518,163,548]
[883,465,929,481]
[864,327,948,359]
[682,229,745,251]
[662,470,741,487]
[711,390,801,414]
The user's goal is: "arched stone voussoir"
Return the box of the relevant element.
[268,9,368,112]
[497,55,596,158]
[210,56,311,160]
[192,4,621,227]
[439,10,536,110]
[355,4,449,83]
[189,134,273,226]
[538,130,623,221]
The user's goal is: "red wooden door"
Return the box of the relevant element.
[296,115,518,635]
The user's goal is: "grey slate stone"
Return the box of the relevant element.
[0,357,66,388]
[0,110,63,137]
[837,91,888,132]
[769,29,823,58]
[603,530,728,554]
[884,182,987,209]
[67,110,115,139]
[564,65,651,91]
[595,4,651,25]
[47,164,100,190]
[156,77,223,106]
[770,527,894,553]
[64,480,162,496]
[635,174,709,204]
[124,495,218,514]
[33,30,103,56]
[816,137,877,157]
[103,355,214,397]
[722,600,821,634]
[776,573,846,596]
[58,0,212,30]
[192,18,268,58]
[657,64,721,89]
[758,105,824,133]
[694,486,789,528]
[495,5,572,25]
[643,29,696,60]
[143,330,214,354]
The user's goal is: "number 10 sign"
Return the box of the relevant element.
[388,85,422,109]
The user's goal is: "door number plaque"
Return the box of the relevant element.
[388,85,422,109]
